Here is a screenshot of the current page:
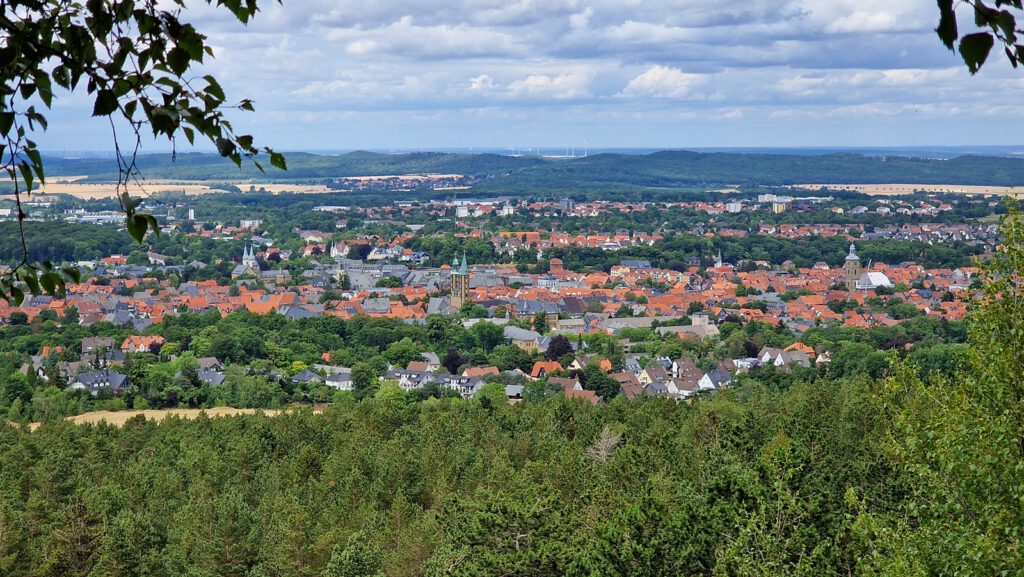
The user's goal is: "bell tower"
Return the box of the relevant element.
[242,244,258,268]
[450,252,469,310]
[844,244,861,291]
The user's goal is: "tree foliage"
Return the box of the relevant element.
[0,0,284,303]
[936,0,1024,74]
[863,205,1024,575]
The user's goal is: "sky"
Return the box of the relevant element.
[36,0,1024,152]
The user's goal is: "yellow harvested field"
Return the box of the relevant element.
[22,180,388,199]
[30,181,223,199]
[12,406,325,431]
[791,183,1024,196]
[11,172,462,199]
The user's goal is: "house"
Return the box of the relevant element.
[81,336,115,354]
[778,350,811,370]
[197,357,224,371]
[68,370,130,395]
[564,388,599,405]
[657,324,720,340]
[326,369,354,390]
[259,270,291,284]
[624,356,643,375]
[407,361,430,372]
[698,368,733,391]
[759,347,811,370]
[639,363,669,386]
[290,369,323,384]
[783,342,816,362]
[671,357,703,382]
[644,380,672,397]
[613,372,644,400]
[197,368,226,386]
[530,361,564,380]
[420,352,442,372]
[568,355,613,373]
[505,326,545,353]
[463,366,500,378]
[384,369,433,391]
[436,375,486,398]
[758,347,783,365]
[548,376,583,392]
[121,335,165,353]
[505,384,524,403]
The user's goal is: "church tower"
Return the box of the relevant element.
[844,243,861,291]
[450,252,469,310]
[242,244,258,268]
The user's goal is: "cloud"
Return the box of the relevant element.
[620,65,705,98]
[32,0,1024,150]
[507,70,595,99]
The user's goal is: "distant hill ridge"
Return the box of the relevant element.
[37,149,1024,189]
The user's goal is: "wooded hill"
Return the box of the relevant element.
[36,149,1024,190]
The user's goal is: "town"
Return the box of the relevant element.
[0,189,987,418]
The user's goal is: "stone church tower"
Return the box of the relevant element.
[450,252,469,310]
[242,244,258,268]
[844,244,861,291]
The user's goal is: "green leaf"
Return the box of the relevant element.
[52,66,71,89]
[18,162,33,192]
[996,10,1017,42]
[149,106,178,136]
[960,32,995,74]
[936,0,958,49]
[126,213,148,243]
[216,137,236,157]
[145,214,161,238]
[0,112,14,136]
[34,72,53,107]
[26,149,44,183]
[61,266,82,284]
[270,151,287,171]
[167,46,190,76]
[121,192,142,211]
[19,270,40,296]
[92,89,118,116]
[9,286,24,306]
[39,272,56,296]
[204,75,225,101]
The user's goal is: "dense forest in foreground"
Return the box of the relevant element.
[0,382,890,577]
[31,149,1024,189]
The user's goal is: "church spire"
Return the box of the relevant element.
[459,251,468,275]
[846,243,859,261]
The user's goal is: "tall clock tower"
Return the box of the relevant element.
[844,244,861,291]
[450,252,468,310]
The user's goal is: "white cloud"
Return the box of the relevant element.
[35,0,1024,150]
[507,70,594,99]
[468,74,497,92]
[620,66,704,99]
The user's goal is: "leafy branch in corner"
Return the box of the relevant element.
[0,0,287,304]
[937,0,1024,73]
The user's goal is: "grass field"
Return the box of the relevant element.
[28,180,336,199]
[8,405,326,431]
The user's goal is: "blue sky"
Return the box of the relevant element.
[37,0,1024,151]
